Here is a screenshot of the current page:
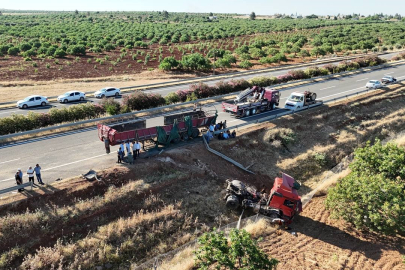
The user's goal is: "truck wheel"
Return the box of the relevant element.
[226,195,239,210]
[245,110,250,117]
[311,93,317,101]
[182,133,189,141]
[271,103,276,110]
[192,128,200,138]
[252,108,257,114]
[173,137,181,144]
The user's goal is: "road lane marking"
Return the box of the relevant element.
[0,110,19,115]
[384,72,394,75]
[0,153,107,182]
[0,158,20,165]
[356,78,368,82]
[319,86,336,91]
[321,86,364,99]
[397,75,405,79]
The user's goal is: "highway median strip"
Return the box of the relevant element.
[1,57,404,143]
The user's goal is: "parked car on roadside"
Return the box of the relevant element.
[57,91,86,103]
[17,95,49,109]
[93,87,120,98]
[365,80,382,89]
[381,75,397,84]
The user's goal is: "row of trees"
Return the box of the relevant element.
[0,12,384,58]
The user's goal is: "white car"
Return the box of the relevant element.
[381,76,397,84]
[365,80,382,89]
[17,95,49,109]
[93,87,120,98]
[57,91,86,103]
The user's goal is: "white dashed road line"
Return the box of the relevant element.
[0,153,107,183]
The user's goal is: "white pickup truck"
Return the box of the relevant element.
[284,91,319,110]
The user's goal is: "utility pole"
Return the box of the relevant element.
[213,49,217,75]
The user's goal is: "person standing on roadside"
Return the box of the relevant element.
[27,166,35,184]
[135,141,141,159]
[17,169,23,181]
[117,149,122,163]
[119,142,125,154]
[125,140,131,155]
[103,136,110,154]
[15,171,24,192]
[34,164,44,185]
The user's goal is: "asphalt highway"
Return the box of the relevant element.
[0,52,399,119]
[0,61,404,193]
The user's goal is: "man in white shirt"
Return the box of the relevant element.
[27,166,35,183]
[134,141,141,159]
[125,140,131,154]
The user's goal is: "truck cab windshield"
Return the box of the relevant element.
[288,95,302,102]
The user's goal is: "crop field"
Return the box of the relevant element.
[0,12,404,82]
[1,81,405,269]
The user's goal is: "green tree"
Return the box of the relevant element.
[7,47,20,56]
[326,140,405,236]
[159,56,179,71]
[250,12,256,20]
[180,53,212,71]
[195,229,278,270]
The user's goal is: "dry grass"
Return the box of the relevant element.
[158,246,197,270]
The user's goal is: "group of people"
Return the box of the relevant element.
[205,121,236,143]
[117,140,142,164]
[15,164,44,192]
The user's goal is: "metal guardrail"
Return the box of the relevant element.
[0,50,401,107]
[202,134,254,174]
[0,181,33,195]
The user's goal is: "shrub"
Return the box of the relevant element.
[68,44,86,55]
[100,98,121,116]
[54,49,67,58]
[190,82,214,99]
[180,53,212,71]
[122,92,165,111]
[176,89,193,102]
[195,229,278,270]
[239,60,253,69]
[287,69,308,80]
[158,56,179,71]
[7,47,20,56]
[326,140,405,236]
[164,92,180,104]
[214,58,231,68]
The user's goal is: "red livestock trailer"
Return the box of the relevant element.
[98,109,217,147]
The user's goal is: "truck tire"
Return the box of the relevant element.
[182,133,189,141]
[245,109,251,117]
[311,93,317,101]
[271,103,276,110]
[173,137,181,144]
[226,195,240,210]
[252,108,257,115]
[192,128,200,138]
